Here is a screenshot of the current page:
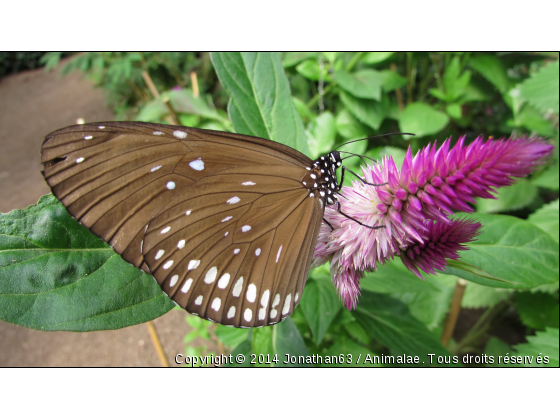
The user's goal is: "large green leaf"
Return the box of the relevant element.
[340,91,386,130]
[461,282,512,309]
[398,102,449,138]
[306,111,336,159]
[215,324,249,349]
[528,200,559,243]
[475,179,538,213]
[518,60,559,114]
[0,195,174,331]
[334,69,383,100]
[275,317,310,366]
[443,214,559,289]
[361,259,455,330]
[353,290,453,364]
[299,274,342,344]
[210,52,308,155]
[512,328,559,367]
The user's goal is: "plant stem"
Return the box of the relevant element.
[142,70,180,125]
[145,321,169,367]
[391,63,405,110]
[345,52,365,72]
[441,278,467,347]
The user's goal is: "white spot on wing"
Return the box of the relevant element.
[246,284,257,302]
[161,226,171,234]
[173,130,187,139]
[276,245,282,263]
[227,306,236,318]
[211,298,221,311]
[189,159,204,171]
[224,232,229,237]
[98,126,105,129]
[227,196,240,204]
[155,250,164,260]
[232,277,244,297]
[259,308,266,320]
[222,216,233,222]
[185,210,191,215]
[76,157,85,163]
[272,294,280,308]
[261,290,270,307]
[282,294,292,315]
[241,225,251,232]
[163,260,174,269]
[244,308,252,322]
[295,292,300,302]
[166,181,175,190]
[169,275,179,287]
[233,249,240,254]
[217,273,230,289]
[153,131,164,135]
[270,309,278,318]
[177,240,185,249]
[194,295,203,305]
[188,260,200,270]
[255,248,261,256]
[242,181,256,185]
[84,136,93,140]
[181,278,193,293]
[204,267,218,284]
[150,165,162,172]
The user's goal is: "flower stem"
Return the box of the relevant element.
[145,320,169,367]
[441,278,467,347]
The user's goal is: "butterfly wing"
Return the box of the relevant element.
[41,122,323,327]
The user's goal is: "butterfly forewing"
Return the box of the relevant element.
[41,122,327,327]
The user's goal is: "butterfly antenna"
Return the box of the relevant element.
[335,132,415,150]
[339,151,377,166]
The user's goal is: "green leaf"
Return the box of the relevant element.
[362,52,395,65]
[252,327,274,364]
[166,89,224,121]
[518,60,559,114]
[528,200,559,243]
[215,324,249,349]
[476,179,538,213]
[469,55,512,94]
[40,52,62,72]
[514,292,559,330]
[0,195,175,331]
[443,213,559,289]
[461,282,513,309]
[223,340,253,367]
[512,328,559,367]
[367,146,407,169]
[483,336,512,366]
[513,103,556,136]
[282,52,319,68]
[274,317,309,366]
[361,258,441,294]
[398,103,449,138]
[377,70,407,92]
[135,99,168,122]
[321,333,380,367]
[531,160,559,191]
[340,91,386,130]
[335,109,370,139]
[295,59,328,81]
[334,70,383,100]
[210,52,308,155]
[353,290,453,364]
[307,111,336,159]
[299,274,342,344]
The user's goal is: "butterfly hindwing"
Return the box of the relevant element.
[42,121,324,327]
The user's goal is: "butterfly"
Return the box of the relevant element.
[41,122,386,328]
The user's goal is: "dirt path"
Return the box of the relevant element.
[0,61,216,366]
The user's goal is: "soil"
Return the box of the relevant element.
[0,61,217,367]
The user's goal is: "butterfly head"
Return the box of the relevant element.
[303,151,342,206]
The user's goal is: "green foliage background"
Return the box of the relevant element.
[1,52,558,366]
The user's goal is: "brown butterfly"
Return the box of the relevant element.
[41,121,359,328]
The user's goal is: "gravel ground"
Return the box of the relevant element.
[0,60,217,367]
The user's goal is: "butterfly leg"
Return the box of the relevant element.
[339,166,388,188]
[336,202,385,230]
[323,218,334,231]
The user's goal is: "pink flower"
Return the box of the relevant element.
[314,135,553,309]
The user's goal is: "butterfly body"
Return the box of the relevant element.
[41,122,342,327]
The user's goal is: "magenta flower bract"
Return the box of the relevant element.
[313,135,553,309]
[399,219,482,280]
